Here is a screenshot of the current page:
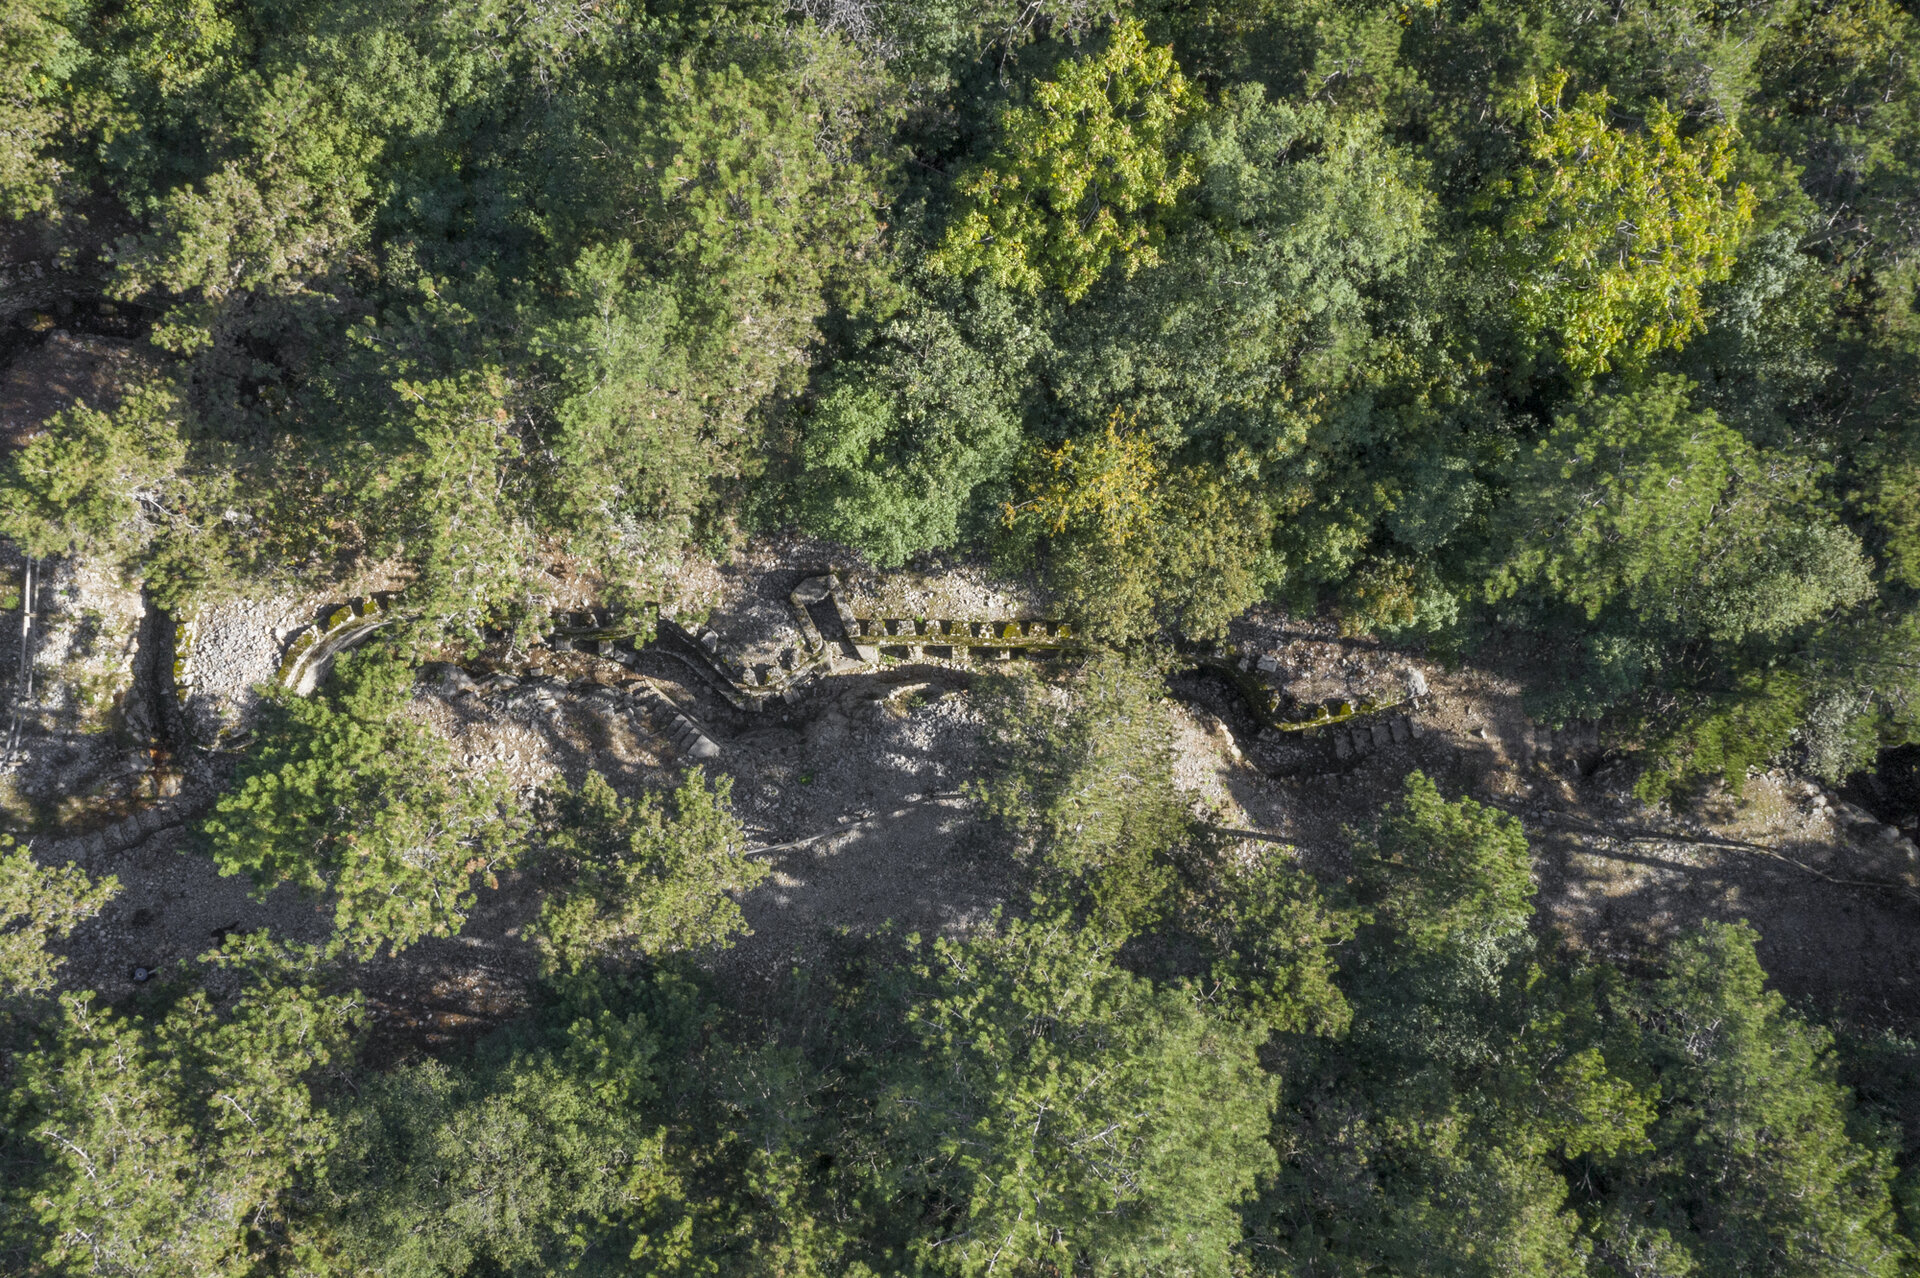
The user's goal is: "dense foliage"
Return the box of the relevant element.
[6,0,1920,1270]
[1,0,1914,790]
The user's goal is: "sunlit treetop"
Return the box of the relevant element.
[1491,71,1757,376]
[932,19,1204,302]
[1005,408,1161,541]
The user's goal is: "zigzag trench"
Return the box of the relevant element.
[41,573,1479,862]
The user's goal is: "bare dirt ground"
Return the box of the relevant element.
[27,549,1920,1057]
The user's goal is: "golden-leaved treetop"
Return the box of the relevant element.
[933,19,1203,302]
[1490,71,1756,375]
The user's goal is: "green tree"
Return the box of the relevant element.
[110,65,378,329]
[7,938,360,1276]
[1028,87,1438,634]
[1001,414,1276,641]
[1589,922,1911,1277]
[1001,410,1167,638]
[1485,376,1880,793]
[1748,0,1920,257]
[882,912,1276,1277]
[369,371,547,646]
[1252,779,1649,1278]
[1354,770,1534,959]
[790,281,1026,567]
[0,375,253,604]
[115,0,239,99]
[633,32,897,371]
[1488,71,1756,376]
[1488,377,1874,645]
[974,648,1189,931]
[525,244,708,551]
[1633,671,1813,802]
[200,651,526,958]
[319,1004,692,1276]
[533,768,764,976]
[794,380,1007,567]
[932,19,1203,302]
[0,0,91,217]
[1197,850,1356,1038]
[1044,87,1434,465]
[0,381,188,560]
[0,840,116,1009]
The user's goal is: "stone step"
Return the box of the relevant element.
[629,682,722,761]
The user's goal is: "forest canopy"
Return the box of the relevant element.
[4,0,1920,1271]
[4,0,1914,792]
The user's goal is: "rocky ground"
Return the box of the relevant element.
[16,545,1920,1055]
[0,549,163,829]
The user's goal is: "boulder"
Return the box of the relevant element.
[790,575,836,605]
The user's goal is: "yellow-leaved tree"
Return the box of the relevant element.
[932,20,1203,302]
[1489,72,1756,376]
[1005,410,1273,640]
[1011,409,1163,543]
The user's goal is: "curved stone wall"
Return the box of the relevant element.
[276,596,394,695]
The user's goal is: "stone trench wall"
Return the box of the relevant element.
[17,569,1598,862]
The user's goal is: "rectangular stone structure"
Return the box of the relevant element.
[851,617,1077,652]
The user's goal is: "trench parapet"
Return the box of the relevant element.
[277,596,396,695]
[1191,646,1415,735]
[267,574,1085,713]
[545,606,655,646]
[845,616,1076,659]
[171,614,198,706]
